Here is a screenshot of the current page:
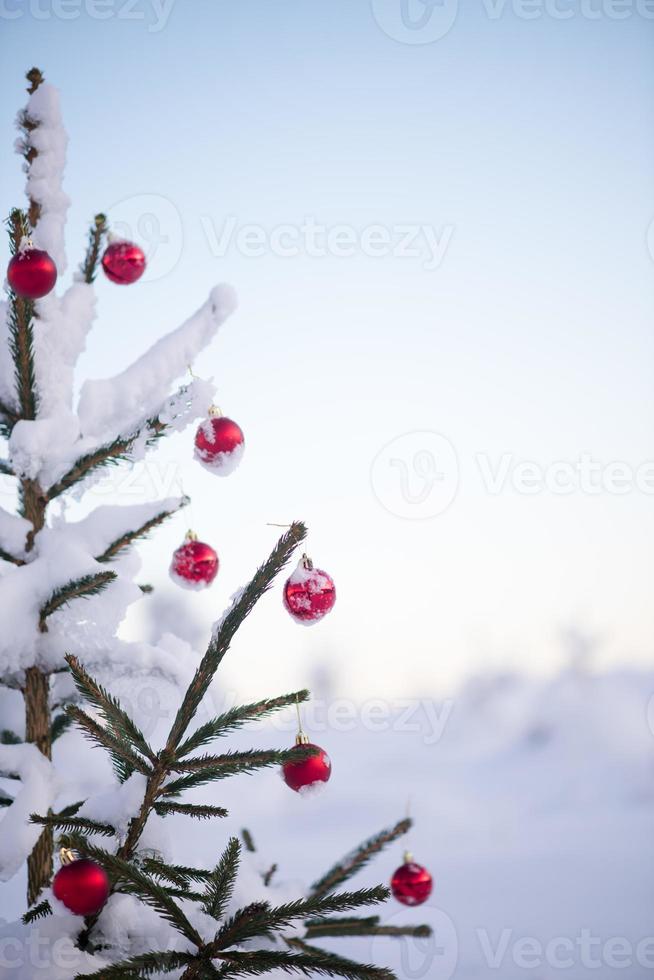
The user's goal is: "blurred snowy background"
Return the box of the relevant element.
[1,1,654,976]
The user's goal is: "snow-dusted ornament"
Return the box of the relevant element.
[390,852,433,907]
[170,530,219,590]
[282,707,332,794]
[101,238,146,284]
[7,238,57,298]
[52,849,110,916]
[194,405,244,476]
[283,554,336,625]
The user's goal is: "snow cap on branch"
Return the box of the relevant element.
[17,82,70,272]
[77,284,238,442]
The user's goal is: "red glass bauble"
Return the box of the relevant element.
[101,240,146,285]
[283,557,336,625]
[170,535,219,590]
[194,415,244,475]
[391,859,433,907]
[282,742,332,794]
[53,858,110,916]
[7,248,57,299]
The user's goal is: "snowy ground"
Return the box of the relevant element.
[2,664,652,979]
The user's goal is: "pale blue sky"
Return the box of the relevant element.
[1,2,653,697]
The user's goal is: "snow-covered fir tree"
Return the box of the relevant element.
[0,70,429,979]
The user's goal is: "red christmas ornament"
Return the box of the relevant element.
[283,555,336,625]
[101,239,146,285]
[53,853,110,916]
[391,853,433,907]
[194,410,244,476]
[170,531,219,590]
[282,733,332,794]
[7,244,57,299]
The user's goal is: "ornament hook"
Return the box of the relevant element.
[295,694,309,746]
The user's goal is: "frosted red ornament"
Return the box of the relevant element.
[391,854,433,907]
[170,532,219,590]
[7,244,57,299]
[283,555,336,625]
[53,855,110,916]
[194,410,244,476]
[282,734,332,794]
[101,239,146,285]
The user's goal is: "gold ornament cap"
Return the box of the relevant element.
[60,848,76,866]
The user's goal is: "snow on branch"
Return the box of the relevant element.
[77,284,237,442]
[0,742,58,881]
[66,497,187,564]
[39,570,117,633]
[16,69,70,271]
[32,216,107,422]
[0,507,31,565]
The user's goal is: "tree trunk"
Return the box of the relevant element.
[24,664,52,905]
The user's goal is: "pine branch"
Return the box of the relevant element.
[65,655,156,763]
[203,837,241,921]
[0,458,14,476]
[46,418,166,501]
[76,949,195,978]
[95,498,188,564]
[6,209,37,421]
[64,834,204,947]
[57,800,84,818]
[66,704,152,780]
[170,747,317,776]
[304,917,431,940]
[0,729,22,744]
[19,69,45,228]
[22,899,52,924]
[141,858,213,888]
[0,792,13,807]
[51,712,72,742]
[154,802,228,820]
[262,864,277,887]
[80,213,108,283]
[30,812,116,837]
[311,819,411,898]
[166,522,308,751]
[0,546,25,566]
[216,946,394,980]
[241,828,256,853]
[177,689,311,757]
[214,888,390,951]
[161,747,315,798]
[39,571,117,632]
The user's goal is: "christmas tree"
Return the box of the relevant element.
[0,69,431,979]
